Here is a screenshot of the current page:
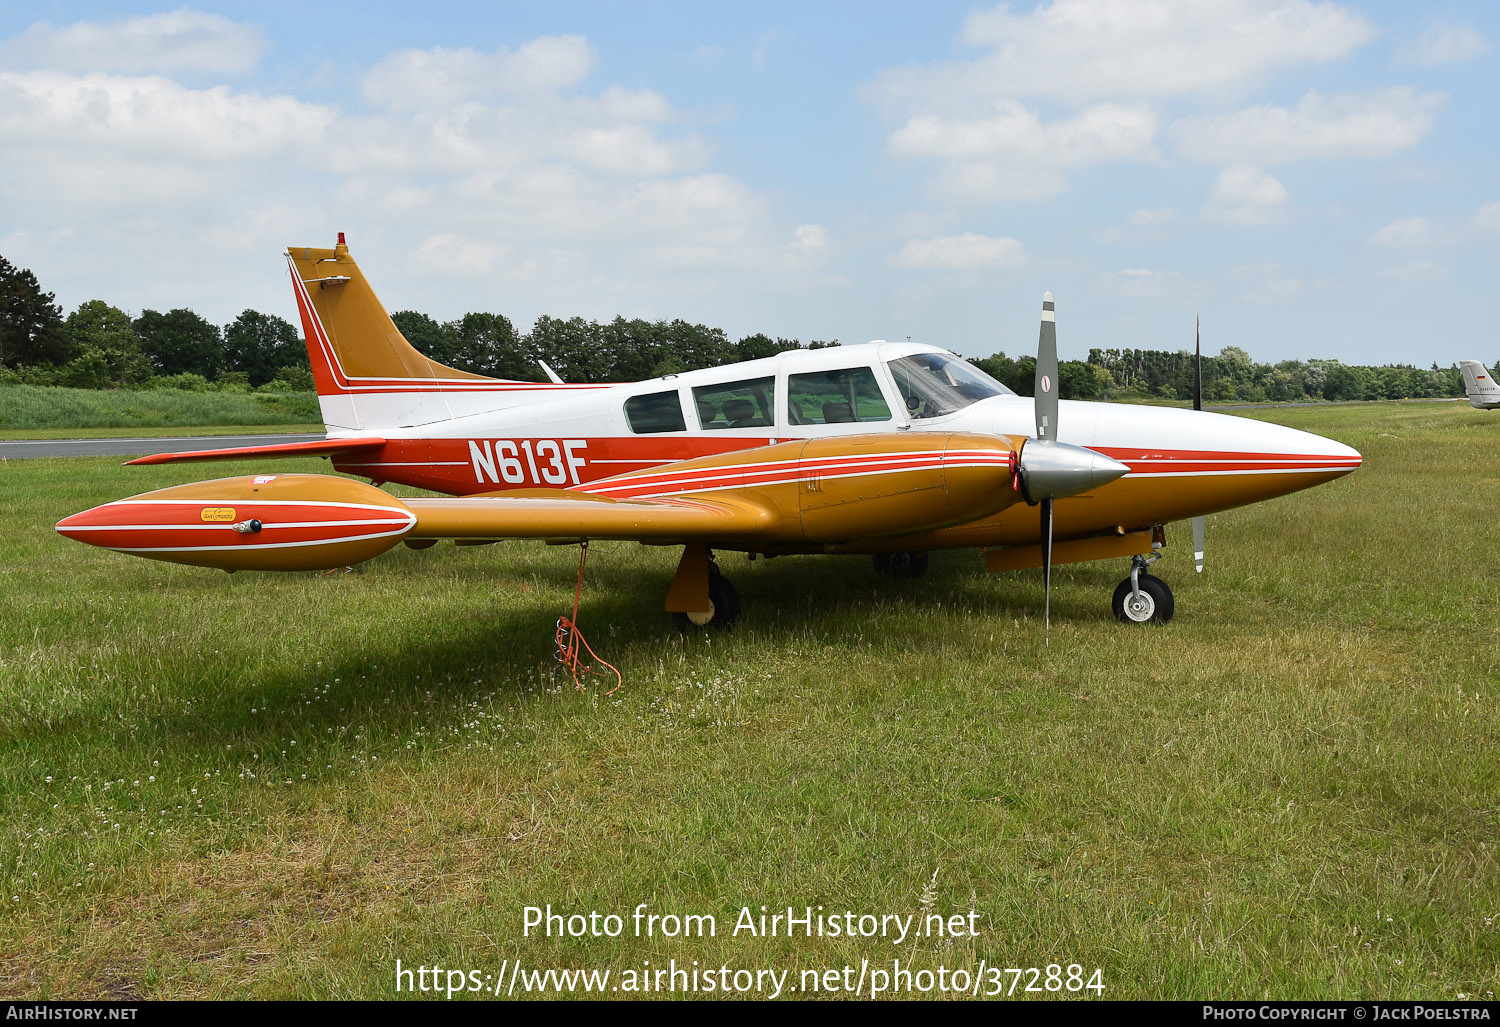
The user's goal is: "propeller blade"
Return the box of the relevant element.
[1192,514,1205,573]
[1041,496,1054,645]
[1035,292,1058,440]
[1194,315,1202,412]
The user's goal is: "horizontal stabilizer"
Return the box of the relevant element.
[125,436,386,466]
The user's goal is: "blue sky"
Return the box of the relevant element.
[0,1,1495,366]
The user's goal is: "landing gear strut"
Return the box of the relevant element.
[1111,550,1174,624]
[873,551,929,578]
[672,561,741,632]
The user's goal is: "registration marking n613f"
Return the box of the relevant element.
[468,439,588,486]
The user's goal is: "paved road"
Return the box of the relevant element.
[0,433,324,460]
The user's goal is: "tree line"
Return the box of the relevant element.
[0,252,1480,402]
[973,345,1474,403]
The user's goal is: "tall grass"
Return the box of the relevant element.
[0,402,1496,1000]
[0,385,320,430]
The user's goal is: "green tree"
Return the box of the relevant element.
[447,311,534,379]
[65,300,150,386]
[0,255,68,367]
[736,333,799,362]
[223,309,304,387]
[135,308,224,378]
[527,316,609,382]
[390,310,458,366]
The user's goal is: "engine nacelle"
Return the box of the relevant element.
[56,473,415,572]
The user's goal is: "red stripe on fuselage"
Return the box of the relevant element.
[331,436,1357,497]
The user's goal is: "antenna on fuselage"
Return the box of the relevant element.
[539,360,565,385]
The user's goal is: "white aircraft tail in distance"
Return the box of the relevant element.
[1460,360,1500,410]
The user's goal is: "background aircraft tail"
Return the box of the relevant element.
[287,234,541,431]
[1459,360,1500,410]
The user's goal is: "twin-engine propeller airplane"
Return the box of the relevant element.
[56,235,1362,632]
[1460,360,1500,410]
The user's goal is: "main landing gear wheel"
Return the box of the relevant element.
[673,565,741,632]
[1111,574,1174,624]
[873,551,929,579]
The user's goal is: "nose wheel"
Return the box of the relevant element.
[1111,552,1174,624]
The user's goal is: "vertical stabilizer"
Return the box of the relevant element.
[1460,360,1500,410]
[286,235,520,431]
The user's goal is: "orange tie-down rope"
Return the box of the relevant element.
[553,541,623,695]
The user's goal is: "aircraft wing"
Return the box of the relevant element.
[124,437,387,465]
[404,489,775,541]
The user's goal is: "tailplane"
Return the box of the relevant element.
[1459,360,1500,410]
[287,234,531,431]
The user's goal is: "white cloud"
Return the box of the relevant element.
[869,0,1374,109]
[363,36,597,110]
[1202,165,1289,224]
[792,224,830,254]
[888,100,1157,201]
[1475,203,1500,232]
[1174,88,1444,164]
[1228,261,1307,304]
[0,30,816,326]
[1101,267,1183,297]
[891,234,1026,270]
[1127,208,1176,228]
[753,28,791,68]
[0,71,331,181]
[0,9,265,74]
[1371,216,1432,247]
[1379,260,1445,281]
[1396,23,1490,67]
[890,101,1156,163]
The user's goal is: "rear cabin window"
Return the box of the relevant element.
[624,390,686,434]
[693,377,775,430]
[788,367,892,425]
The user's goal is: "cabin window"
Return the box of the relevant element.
[787,368,892,425]
[886,353,1012,419]
[692,377,775,430]
[624,390,687,434]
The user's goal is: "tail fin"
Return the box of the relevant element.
[286,234,524,431]
[1460,360,1500,410]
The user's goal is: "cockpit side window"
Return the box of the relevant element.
[787,368,892,425]
[692,376,775,430]
[886,353,1012,419]
[624,390,687,434]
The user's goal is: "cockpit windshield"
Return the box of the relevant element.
[885,353,1014,419]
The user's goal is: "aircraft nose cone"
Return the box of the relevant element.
[1018,439,1130,503]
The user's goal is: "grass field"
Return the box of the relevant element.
[0,385,320,431]
[0,402,1496,1000]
